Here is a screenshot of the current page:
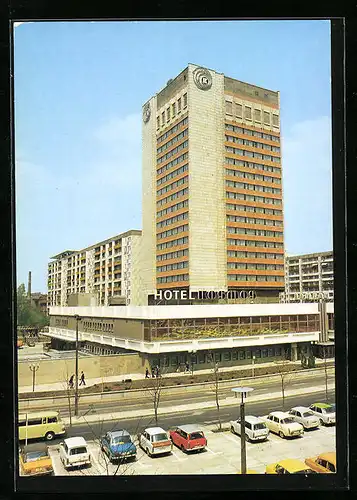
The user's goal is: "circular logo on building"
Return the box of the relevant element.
[193,67,212,91]
[143,103,151,123]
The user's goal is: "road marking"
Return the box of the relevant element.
[221,433,239,444]
[205,446,219,455]
[171,450,187,461]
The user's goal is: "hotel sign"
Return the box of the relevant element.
[279,291,333,302]
[154,289,257,301]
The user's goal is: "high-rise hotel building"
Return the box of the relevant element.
[141,64,284,304]
[48,230,142,307]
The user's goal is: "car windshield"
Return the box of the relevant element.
[324,405,335,413]
[281,418,295,424]
[24,451,48,462]
[302,411,314,418]
[189,432,204,440]
[112,435,131,444]
[253,423,266,430]
[152,433,168,442]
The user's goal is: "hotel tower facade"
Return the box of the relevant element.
[141,64,284,305]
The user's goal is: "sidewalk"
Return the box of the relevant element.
[61,381,336,426]
[18,358,333,394]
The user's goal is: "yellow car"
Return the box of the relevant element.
[265,459,317,475]
[305,452,336,473]
[19,448,53,476]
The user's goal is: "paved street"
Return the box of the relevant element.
[44,421,335,475]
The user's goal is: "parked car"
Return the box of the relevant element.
[19,446,53,476]
[305,452,336,473]
[260,411,304,438]
[100,430,137,462]
[230,416,269,442]
[266,459,317,474]
[169,424,207,453]
[309,403,336,425]
[139,427,172,457]
[59,437,91,469]
[288,406,320,430]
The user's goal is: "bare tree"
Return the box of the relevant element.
[144,363,167,426]
[207,352,222,432]
[274,350,296,410]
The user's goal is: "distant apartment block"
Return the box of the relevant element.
[48,230,142,307]
[141,63,284,305]
[280,251,334,302]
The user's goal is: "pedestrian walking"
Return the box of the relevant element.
[79,371,86,386]
[145,368,150,378]
[68,374,74,389]
[155,365,160,377]
[151,366,156,378]
[185,361,190,373]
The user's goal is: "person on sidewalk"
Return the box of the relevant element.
[145,368,150,378]
[79,371,86,386]
[68,374,74,389]
[155,365,160,378]
[151,366,156,378]
[185,361,190,373]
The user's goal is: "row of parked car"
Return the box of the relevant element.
[230,403,336,442]
[19,401,335,475]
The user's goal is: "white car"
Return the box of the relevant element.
[139,427,172,457]
[230,416,269,442]
[288,407,320,430]
[260,411,304,438]
[59,437,91,469]
[309,403,336,425]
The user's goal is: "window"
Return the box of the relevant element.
[232,351,238,360]
[245,106,252,120]
[239,351,245,360]
[214,352,221,362]
[262,349,268,358]
[272,114,279,127]
[254,109,261,122]
[264,111,270,124]
[177,98,182,112]
[157,116,160,129]
[223,352,231,361]
[255,349,261,358]
[198,352,205,364]
[28,418,43,426]
[225,100,233,115]
[172,102,176,117]
[161,111,165,126]
[47,416,58,423]
[183,93,187,107]
[235,103,243,117]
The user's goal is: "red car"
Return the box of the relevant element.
[169,424,207,453]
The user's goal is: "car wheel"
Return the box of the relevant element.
[231,426,235,434]
[319,418,324,426]
[245,434,250,442]
[45,431,55,441]
[146,447,151,457]
[180,445,185,453]
[279,431,284,439]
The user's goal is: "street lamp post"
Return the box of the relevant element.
[29,363,39,392]
[232,387,254,475]
[252,355,256,378]
[74,315,81,417]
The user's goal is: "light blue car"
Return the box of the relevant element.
[100,429,137,462]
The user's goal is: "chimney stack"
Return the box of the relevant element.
[28,271,32,299]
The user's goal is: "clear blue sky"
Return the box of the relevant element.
[14,20,332,292]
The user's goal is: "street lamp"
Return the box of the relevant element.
[29,363,39,392]
[74,314,82,417]
[232,387,254,475]
[251,354,256,378]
